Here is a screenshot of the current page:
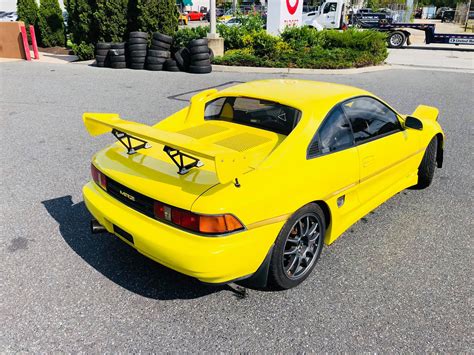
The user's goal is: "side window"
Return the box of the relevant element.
[342,97,401,144]
[323,2,337,13]
[308,106,354,157]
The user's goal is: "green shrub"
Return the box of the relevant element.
[94,0,128,42]
[66,0,97,46]
[130,0,178,36]
[17,0,39,27]
[38,0,65,47]
[71,41,94,60]
[172,26,209,52]
[216,27,388,69]
[17,0,39,41]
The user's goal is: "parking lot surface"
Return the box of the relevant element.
[1,62,472,352]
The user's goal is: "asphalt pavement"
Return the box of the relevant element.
[0,61,472,352]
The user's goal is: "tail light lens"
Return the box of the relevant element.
[154,200,243,235]
[91,164,107,190]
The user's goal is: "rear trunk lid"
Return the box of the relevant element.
[92,120,284,210]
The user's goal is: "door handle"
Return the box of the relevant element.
[362,155,375,167]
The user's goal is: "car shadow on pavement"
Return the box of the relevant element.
[42,195,228,300]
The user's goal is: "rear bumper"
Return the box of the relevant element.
[83,181,283,284]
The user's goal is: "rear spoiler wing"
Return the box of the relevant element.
[83,113,247,184]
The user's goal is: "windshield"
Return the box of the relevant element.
[204,96,301,135]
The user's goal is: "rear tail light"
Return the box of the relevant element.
[154,200,243,235]
[91,164,107,190]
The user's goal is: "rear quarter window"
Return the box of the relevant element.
[204,96,301,135]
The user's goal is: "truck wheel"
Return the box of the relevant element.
[388,31,406,48]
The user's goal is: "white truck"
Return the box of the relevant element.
[302,0,348,30]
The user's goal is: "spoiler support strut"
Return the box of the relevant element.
[163,146,204,175]
[112,129,151,155]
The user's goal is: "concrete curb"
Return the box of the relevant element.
[212,64,391,75]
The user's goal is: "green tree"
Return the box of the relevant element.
[38,0,65,47]
[17,0,39,41]
[17,0,39,27]
[132,0,178,35]
[66,0,96,58]
[94,0,129,42]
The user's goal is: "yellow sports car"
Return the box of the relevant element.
[82,80,444,290]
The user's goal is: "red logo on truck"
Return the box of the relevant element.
[286,0,299,15]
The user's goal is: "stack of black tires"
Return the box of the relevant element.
[174,39,213,74]
[95,42,111,67]
[145,32,172,71]
[109,43,126,69]
[188,38,213,74]
[94,33,213,74]
[127,32,148,70]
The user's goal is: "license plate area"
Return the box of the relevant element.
[113,225,134,245]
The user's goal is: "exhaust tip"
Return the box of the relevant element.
[91,219,107,234]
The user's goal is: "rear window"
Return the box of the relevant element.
[204,96,301,135]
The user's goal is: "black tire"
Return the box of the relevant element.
[110,62,127,69]
[96,42,111,49]
[95,49,109,56]
[188,65,212,73]
[165,66,181,72]
[127,44,147,51]
[147,49,170,58]
[111,42,126,49]
[150,44,171,52]
[191,52,210,61]
[413,138,438,189]
[152,32,173,44]
[146,64,164,71]
[110,55,126,62]
[95,55,107,62]
[128,37,148,45]
[129,31,148,39]
[188,38,208,47]
[189,45,209,55]
[387,31,406,48]
[109,49,125,56]
[151,39,171,49]
[267,203,325,290]
[129,63,145,69]
[208,48,214,61]
[95,61,105,67]
[174,47,190,70]
[129,50,147,57]
[146,56,167,64]
[191,58,211,66]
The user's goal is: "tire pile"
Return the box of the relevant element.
[94,32,212,74]
[94,43,111,67]
[174,38,214,74]
[146,32,171,71]
[127,32,148,70]
[109,42,126,69]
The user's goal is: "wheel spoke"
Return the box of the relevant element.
[286,255,299,274]
[304,216,310,236]
[284,247,298,255]
[308,222,318,238]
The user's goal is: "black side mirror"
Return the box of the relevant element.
[405,116,423,130]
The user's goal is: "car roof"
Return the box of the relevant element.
[218,79,370,109]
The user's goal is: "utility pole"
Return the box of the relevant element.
[210,0,217,35]
[207,0,224,56]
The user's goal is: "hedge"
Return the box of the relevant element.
[172,15,387,69]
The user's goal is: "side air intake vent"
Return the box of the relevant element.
[307,140,320,157]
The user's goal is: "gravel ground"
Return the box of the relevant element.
[0,62,472,352]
